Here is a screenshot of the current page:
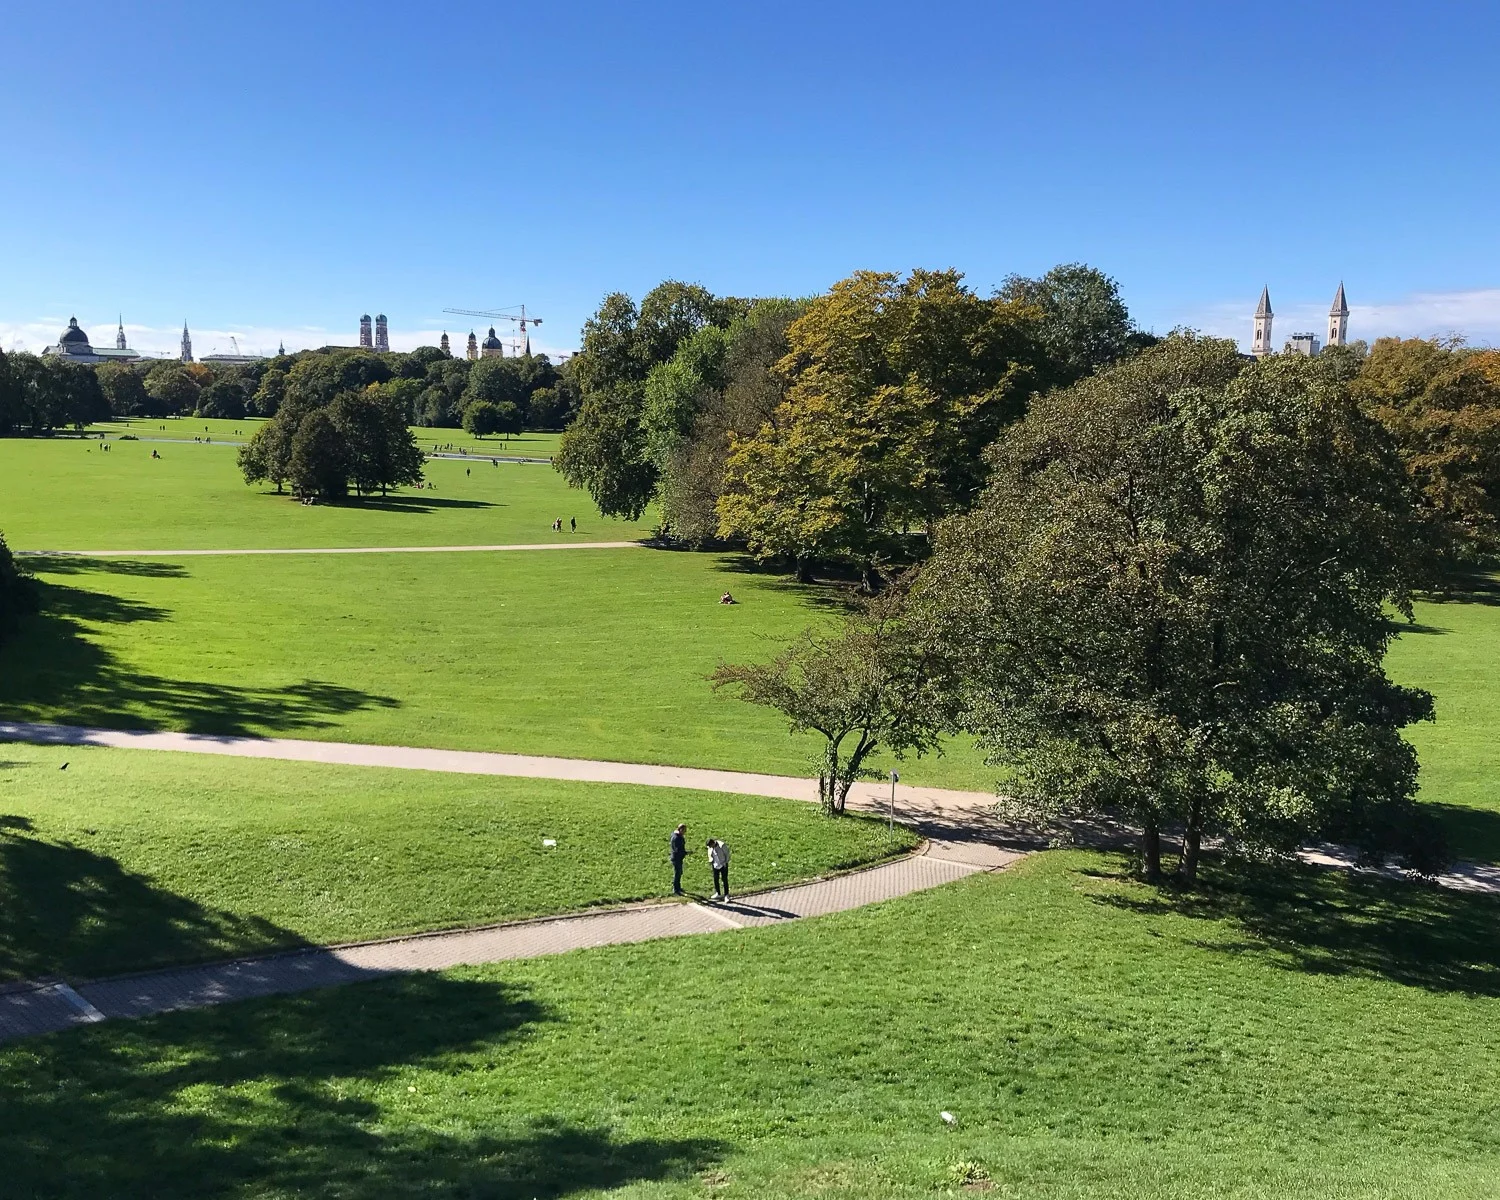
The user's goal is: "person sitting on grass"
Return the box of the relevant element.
[707,838,731,902]
[719,592,736,605]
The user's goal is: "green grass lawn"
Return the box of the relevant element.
[0,742,914,982]
[4,850,1497,1198]
[85,415,562,459]
[0,548,997,790]
[1387,577,1500,862]
[0,435,647,550]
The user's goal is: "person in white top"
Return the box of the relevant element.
[706,838,731,901]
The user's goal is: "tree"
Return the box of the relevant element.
[251,365,288,416]
[711,585,948,814]
[917,335,1440,883]
[717,269,1044,585]
[1351,337,1500,567]
[329,390,425,496]
[0,530,38,646]
[641,324,732,470]
[237,418,295,493]
[462,400,522,437]
[998,262,1139,385]
[96,363,148,417]
[198,377,247,420]
[145,363,200,416]
[558,282,742,519]
[288,409,350,500]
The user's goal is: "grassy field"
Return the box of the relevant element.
[0,742,914,981]
[0,435,645,550]
[3,850,1496,1198]
[1387,577,1500,862]
[85,415,563,459]
[0,548,996,789]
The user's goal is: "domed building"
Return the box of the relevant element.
[480,326,505,359]
[44,316,141,364]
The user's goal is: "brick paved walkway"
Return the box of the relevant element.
[0,839,1019,1045]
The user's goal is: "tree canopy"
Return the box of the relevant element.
[916,335,1440,882]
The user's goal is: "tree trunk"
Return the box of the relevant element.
[1178,797,1203,886]
[1143,819,1163,882]
[795,557,815,584]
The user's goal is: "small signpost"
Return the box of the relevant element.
[888,770,899,834]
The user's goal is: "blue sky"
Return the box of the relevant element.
[3,0,1497,359]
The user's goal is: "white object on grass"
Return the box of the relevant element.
[940,1111,956,1125]
[542,838,557,847]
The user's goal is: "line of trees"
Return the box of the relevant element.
[587,267,1499,887]
[0,343,581,435]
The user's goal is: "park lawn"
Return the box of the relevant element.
[1386,577,1500,862]
[3,850,1497,1198]
[0,435,648,550]
[0,742,915,982]
[0,548,998,791]
[86,417,562,460]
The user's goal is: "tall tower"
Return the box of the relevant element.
[116,316,127,350]
[278,340,285,356]
[1327,283,1349,348]
[359,314,373,348]
[375,313,390,352]
[440,331,451,356]
[1251,287,1273,357]
[466,330,478,361]
[180,321,193,363]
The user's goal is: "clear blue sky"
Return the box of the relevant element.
[3,0,1497,358]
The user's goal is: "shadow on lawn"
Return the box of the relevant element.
[1428,801,1500,867]
[0,813,299,980]
[20,555,189,578]
[346,494,501,514]
[0,577,399,737]
[0,973,724,1198]
[1090,855,1500,997]
[1418,570,1500,607]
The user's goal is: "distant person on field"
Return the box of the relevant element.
[720,592,736,605]
[570,517,576,532]
[707,838,731,901]
[670,823,689,895]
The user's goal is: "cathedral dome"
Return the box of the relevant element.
[482,327,503,350]
[59,317,90,346]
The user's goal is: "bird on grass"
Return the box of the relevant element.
[59,762,68,770]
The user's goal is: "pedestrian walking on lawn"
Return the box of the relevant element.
[670,823,689,895]
[706,838,731,901]
[570,517,576,532]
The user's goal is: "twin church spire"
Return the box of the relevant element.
[1251,284,1349,357]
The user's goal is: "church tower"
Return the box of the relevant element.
[180,321,193,363]
[116,316,127,351]
[1327,283,1349,348]
[440,331,451,356]
[359,314,373,349]
[466,331,479,361]
[375,313,390,352]
[1251,287,1274,357]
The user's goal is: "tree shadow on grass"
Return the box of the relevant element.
[1088,854,1500,997]
[1418,570,1500,606]
[19,555,190,578]
[0,578,399,737]
[1427,801,1500,866]
[705,552,861,612]
[0,972,725,1198]
[0,812,304,980]
[341,494,500,514]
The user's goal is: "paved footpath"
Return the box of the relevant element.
[17,541,643,559]
[0,838,1018,1045]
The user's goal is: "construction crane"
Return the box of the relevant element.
[442,304,544,356]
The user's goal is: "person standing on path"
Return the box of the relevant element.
[670,824,689,895]
[707,838,731,901]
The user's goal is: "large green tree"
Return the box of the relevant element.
[717,269,1045,584]
[1351,336,1500,566]
[998,262,1144,385]
[557,282,741,519]
[917,335,1439,882]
